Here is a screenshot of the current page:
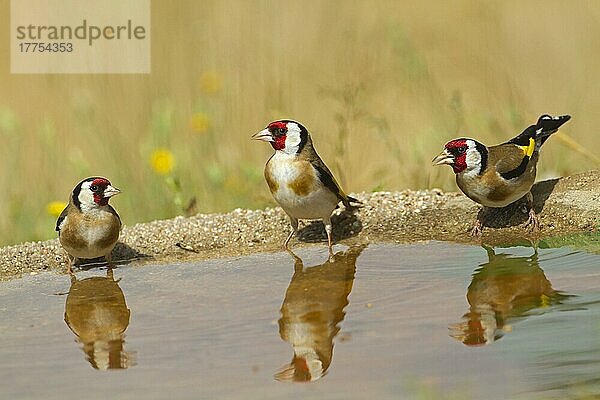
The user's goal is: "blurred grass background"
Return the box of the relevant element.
[0,0,598,245]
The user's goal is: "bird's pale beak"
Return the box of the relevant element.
[432,149,454,166]
[251,128,274,142]
[103,185,121,198]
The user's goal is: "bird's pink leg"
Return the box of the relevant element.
[470,209,484,238]
[522,192,540,233]
[284,217,299,251]
[324,217,334,260]
[67,255,77,274]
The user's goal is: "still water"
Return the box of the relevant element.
[0,242,599,399]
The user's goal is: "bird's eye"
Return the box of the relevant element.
[90,184,99,192]
[278,127,287,134]
[458,147,467,154]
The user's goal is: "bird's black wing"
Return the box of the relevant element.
[302,138,361,208]
[506,124,538,147]
[498,114,570,180]
[55,206,69,232]
[494,144,532,180]
[107,204,122,226]
[313,160,360,208]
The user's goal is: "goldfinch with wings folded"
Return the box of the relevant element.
[56,177,121,271]
[252,120,360,254]
[433,114,571,236]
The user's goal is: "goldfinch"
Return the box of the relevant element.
[433,114,571,236]
[64,268,132,369]
[275,246,363,382]
[252,120,359,254]
[56,177,121,271]
[450,246,562,346]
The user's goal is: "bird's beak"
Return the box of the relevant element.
[432,149,454,166]
[103,185,121,198]
[251,128,274,142]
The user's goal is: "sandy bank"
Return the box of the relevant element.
[0,170,598,281]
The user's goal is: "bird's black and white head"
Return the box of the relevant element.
[72,177,121,211]
[432,138,488,175]
[252,120,309,155]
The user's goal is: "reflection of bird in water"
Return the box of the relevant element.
[450,246,567,346]
[64,269,134,370]
[275,245,366,382]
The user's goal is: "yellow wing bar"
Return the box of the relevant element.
[518,137,535,158]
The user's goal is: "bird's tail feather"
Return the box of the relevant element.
[342,195,362,210]
[506,114,571,147]
[536,114,571,145]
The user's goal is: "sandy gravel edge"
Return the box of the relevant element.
[1,170,598,281]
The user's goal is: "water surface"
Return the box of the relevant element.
[1,242,599,399]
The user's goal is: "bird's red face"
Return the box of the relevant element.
[89,178,114,205]
[266,121,288,151]
[73,177,121,209]
[432,139,469,173]
[445,139,469,173]
[252,120,307,154]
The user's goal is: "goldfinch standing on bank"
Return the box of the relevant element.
[56,177,122,272]
[252,120,359,255]
[433,114,571,236]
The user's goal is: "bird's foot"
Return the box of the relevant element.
[327,246,335,262]
[523,208,540,233]
[470,220,483,238]
[67,255,77,274]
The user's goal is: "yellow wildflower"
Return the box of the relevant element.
[47,201,67,217]
[190,112,210,133]
[150,148,174,175]
[199,70,223,94]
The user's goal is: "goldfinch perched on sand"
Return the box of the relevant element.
[56,177,121,271]
[433,114,571,236]
[252,120,359,254]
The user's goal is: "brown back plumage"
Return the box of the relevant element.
[487,143,539,178]
[297,137,359,208]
